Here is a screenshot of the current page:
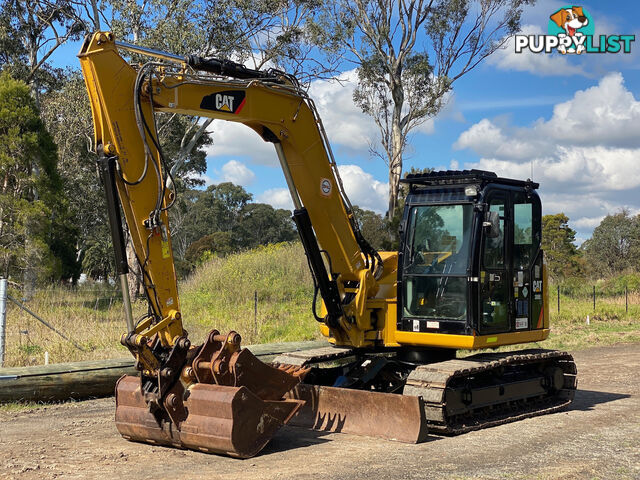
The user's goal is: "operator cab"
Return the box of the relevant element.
[397,170,543,337]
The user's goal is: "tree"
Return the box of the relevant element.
[40,70,102,272]
[0,73,65,282]
[0,0,86,100]
[541,213,581,281]
[184,231,234,268]
[171,183,253,259]
[233,203,297,249]
[330,0,533,218]
[351,206,393,250]
[583,210,639,278]
[81,223,115,281]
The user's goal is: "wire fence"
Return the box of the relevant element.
[553,283,640,314]
[0,279,127,368]
[4,275,636,368]
[0,279,311,368]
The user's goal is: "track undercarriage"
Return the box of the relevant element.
[275,346,577,441]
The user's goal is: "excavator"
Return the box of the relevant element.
[79,32,577,458]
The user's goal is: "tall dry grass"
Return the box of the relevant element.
[3,284,142,367]
[3,243,640,368]
[2,242,319,367]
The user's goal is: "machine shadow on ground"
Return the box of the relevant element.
[260,427,333,454]
[570,389,631,411]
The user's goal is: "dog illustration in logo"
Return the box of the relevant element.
[550,6,589,54]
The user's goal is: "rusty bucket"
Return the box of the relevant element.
[115,376,303,457]
[115,331,306,458]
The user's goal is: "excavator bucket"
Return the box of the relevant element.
[115,376,303,458]
[115,331,307,458]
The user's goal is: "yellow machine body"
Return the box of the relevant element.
[79,32,548,357]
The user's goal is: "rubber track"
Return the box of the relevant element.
[404,349,577,434]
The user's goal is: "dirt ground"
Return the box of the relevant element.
[1,344,639,480]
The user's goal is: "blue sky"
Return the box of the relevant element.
[52,0,640,244]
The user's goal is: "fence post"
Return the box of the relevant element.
[593,285,596,311]
[625,286,628,314]
[0,278,7,367]
[254,290,258,338]
[557,285,560,313]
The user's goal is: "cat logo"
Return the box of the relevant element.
[200,90,246,114]
[533,280,543,293]
[215,94,235,111]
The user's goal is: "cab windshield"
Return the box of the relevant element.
[403,204,473,320]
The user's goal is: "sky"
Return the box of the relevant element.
[52,0,640,244]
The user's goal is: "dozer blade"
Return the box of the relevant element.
[115,375,303,458]
[286,383,429,443]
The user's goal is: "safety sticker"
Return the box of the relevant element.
[320,178,332,196]
[516,317,528,329]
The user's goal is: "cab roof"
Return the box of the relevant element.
[400,169,539,190]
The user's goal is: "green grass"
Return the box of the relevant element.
[2,242,320,367]
[0,401,46,414]
[179,242,319,345]
[542,291,640,351]
[2,243,639,368]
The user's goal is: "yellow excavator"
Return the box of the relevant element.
[79,32,577,458]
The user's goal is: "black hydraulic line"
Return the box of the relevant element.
[293,208,343,329]
[97,148,129,276]
[186,55,273,80]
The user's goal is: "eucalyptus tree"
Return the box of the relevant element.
[328,0,534,219]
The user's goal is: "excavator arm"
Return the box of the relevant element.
[78,32,389,457]
[80,32,385,353]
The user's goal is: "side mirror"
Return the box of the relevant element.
[483,211,501,238]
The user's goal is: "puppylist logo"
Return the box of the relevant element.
[515,6,635,55]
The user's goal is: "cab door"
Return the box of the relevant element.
[479,192,511,334]
[511,190,542,331]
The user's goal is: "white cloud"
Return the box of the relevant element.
[309,70,378,152]
[455,72,640,238]
[488,25,588,77]
[572,216,605,230]
[206,121,277,166]
[457,73,640,162]
[256,188,294,210]
[219,160,256,186]
[455,119,543,161]
[337,164,388,214]
[539,73,640,147]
